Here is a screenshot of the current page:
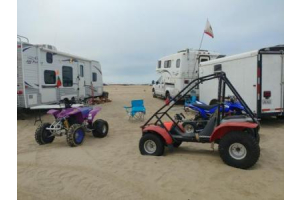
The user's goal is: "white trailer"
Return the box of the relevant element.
[199,45,284,118]
[17,35,104,109]
[152,49,223,99]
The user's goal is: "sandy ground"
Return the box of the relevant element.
[17,85,284,200]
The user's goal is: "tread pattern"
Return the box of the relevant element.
[66,124,85,147]
[218,131,260,169]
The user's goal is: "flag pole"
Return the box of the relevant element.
[199,32,205,50]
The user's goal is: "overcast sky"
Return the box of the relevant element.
[17,0,284,84]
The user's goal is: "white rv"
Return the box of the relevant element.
[152,49,223,99]
[199,45,284,118]
[17,35,104,109]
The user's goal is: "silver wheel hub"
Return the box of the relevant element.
[229,143,247,160]
[144,140,157,154]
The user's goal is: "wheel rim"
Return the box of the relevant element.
[75,129,84,143]
[144,140,157,154]
[229,143,247,160]
[184,124,194,134]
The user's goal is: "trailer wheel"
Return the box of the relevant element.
[66,124,85,147]
[139,133,164,156]
[165,91,170,100]
[35,123,55,145]
[92,119,109,138]
[218,131,260,169]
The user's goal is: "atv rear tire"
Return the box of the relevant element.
[139,134,164,156]
[218,131,260,169]
[35,123,55,145]
[92,119,109,138]
[66,124,85,147]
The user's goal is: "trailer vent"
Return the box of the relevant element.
[214,64,222,72]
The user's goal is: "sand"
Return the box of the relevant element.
[17,85,284,200]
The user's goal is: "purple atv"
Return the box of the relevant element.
[35,105,109,147]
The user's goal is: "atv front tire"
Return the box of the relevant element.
[66,124,85,147]
[35,123,55,145]
[139,134,164,156]
[218,131,260,169]
[92,119,109,138]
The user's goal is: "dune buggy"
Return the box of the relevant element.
[139,72,260,169]
[35,101,109,147]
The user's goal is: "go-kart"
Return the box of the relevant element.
[139,72,260,169]
[35,100,109,147]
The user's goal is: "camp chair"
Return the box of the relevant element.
[124,100,146,121]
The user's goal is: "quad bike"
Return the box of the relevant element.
[182,96,245,133]
[139,72,260,169]
[34,100,109,147]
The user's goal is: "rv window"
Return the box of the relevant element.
[62,66,73,87]
[164,60,171,68]
[80,65,84,77]
[93,73,97,82]
[158,61,161,68]
[214,64,222,72]
[46,52,53,63]
[44,70,56,84]
[176,59,180,68]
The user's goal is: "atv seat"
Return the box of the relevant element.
[199,116,216,137]
[221,115,253,123]
[192,103,218,110]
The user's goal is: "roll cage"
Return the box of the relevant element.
[142,72,258,132]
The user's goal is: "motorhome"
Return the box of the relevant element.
[152,49,223,99]
[17,35,104,109]
[199,45,284,118]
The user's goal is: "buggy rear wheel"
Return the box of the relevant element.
[35,123,55,145]
[92,119,109,138]
[139,134,164,156]
[218,131,260,169]
[66,124,85,147]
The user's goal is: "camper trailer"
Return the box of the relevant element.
[199,45,284,118]
[152,49,223,99]
[17,35,104,109]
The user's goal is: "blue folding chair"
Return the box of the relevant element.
[124,100,146,121]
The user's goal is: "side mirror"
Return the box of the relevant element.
[152,80,155,85]
[156,81,159,85]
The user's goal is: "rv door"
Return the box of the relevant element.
[78,63,85,98]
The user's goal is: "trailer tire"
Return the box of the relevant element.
[35,123,55,145]
[66,124,85,147]
[139,133,164,156]
[165,91,170,100]
[92,119,109,138]
[218,131,260,169]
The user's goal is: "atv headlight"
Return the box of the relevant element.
[88,114,92,120]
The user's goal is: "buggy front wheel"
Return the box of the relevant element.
[66,124,85,147]
[139,134,164,156]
